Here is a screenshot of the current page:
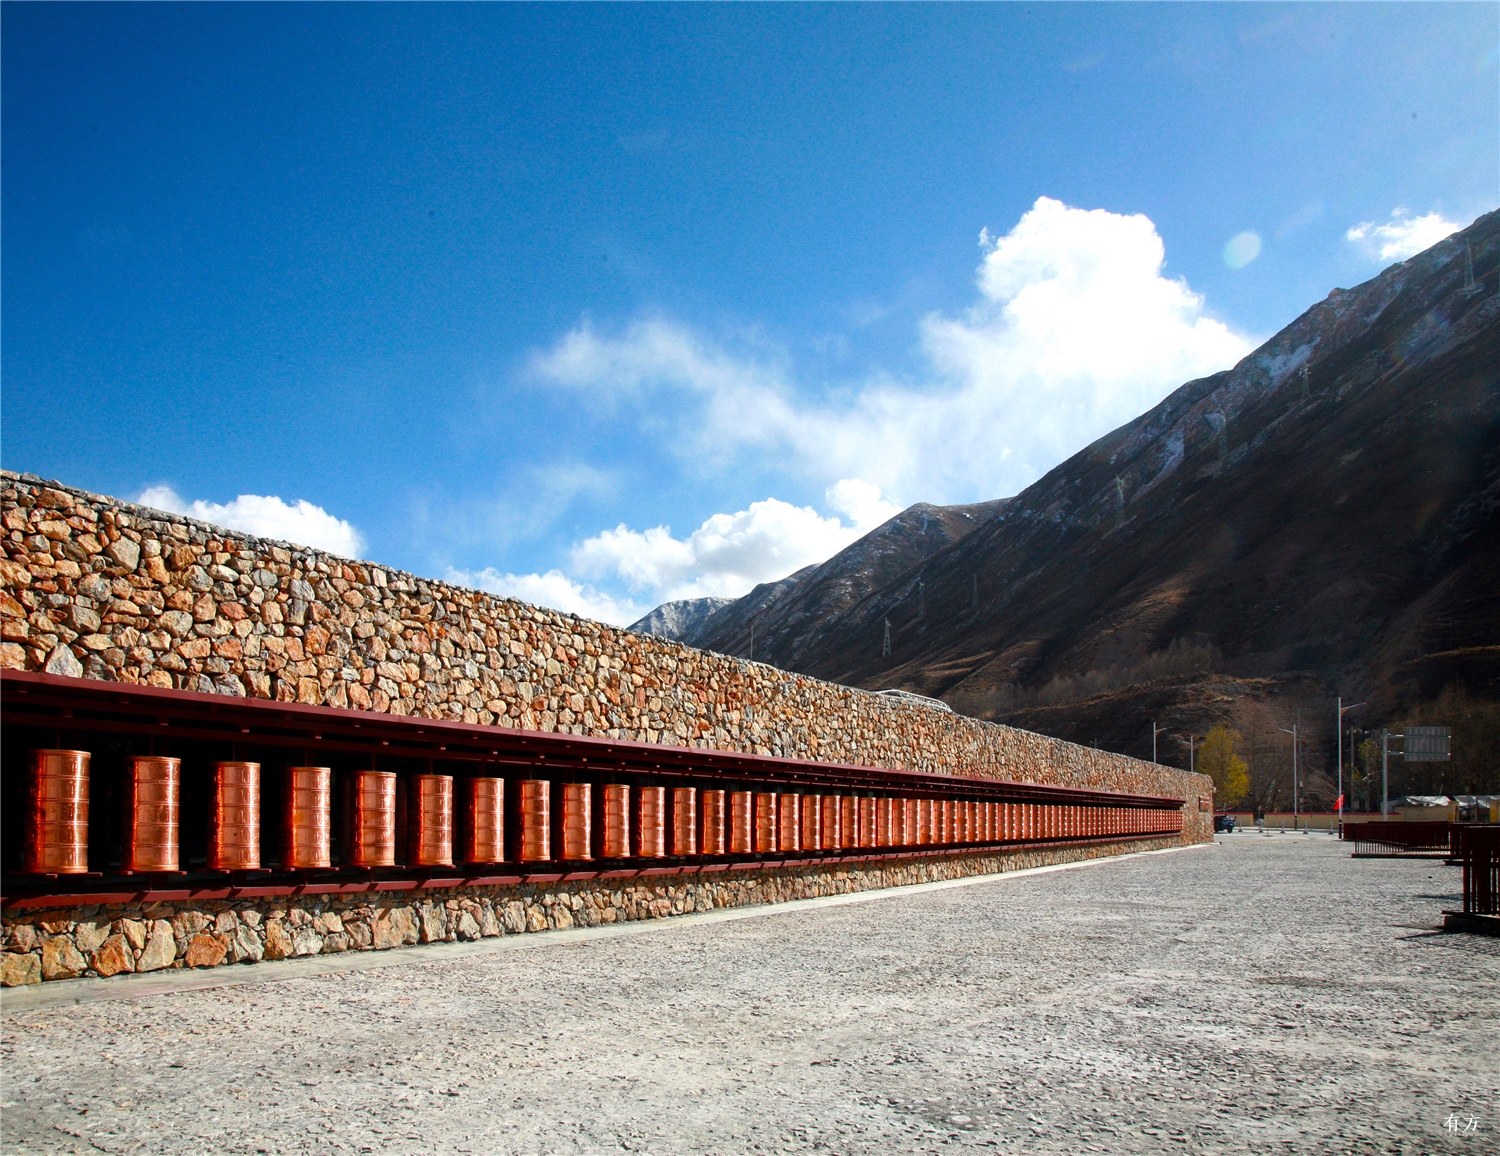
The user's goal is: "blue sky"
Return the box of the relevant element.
[5,3,1496,623]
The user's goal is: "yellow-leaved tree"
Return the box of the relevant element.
[1198,724,1249,808]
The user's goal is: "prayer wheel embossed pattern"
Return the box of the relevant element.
[564,779,591,863]
[284,766,331,870]
[210,762,261,871]
[730,791,753,853]
[465,777,505,864]
[839,796,856,849]
[700,789,727,855]
[800,794,822,852]
[638,786,667,858]
[876,798,893,847]
[821,795,840,850]
[520,780,551,862]
[858,797,876,848]
[350,770,397,868]
[754,793,778,853]
[411,775,454,867]
[562,783,593,861]
[128,756,180,873]
[603,784,631,858]
[672,787,697,856]
[24,750,90,875]
[778,794,800,853]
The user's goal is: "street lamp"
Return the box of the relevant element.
[1175,732,1201,774]
[1336,698,1364,824]
[1279,722,1300,831]
[1151,719,1168,764]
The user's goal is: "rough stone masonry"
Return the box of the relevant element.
[0,472,1211,985]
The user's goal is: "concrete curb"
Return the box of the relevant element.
[1,842,1207,1013]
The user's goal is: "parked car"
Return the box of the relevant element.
[1214,813,1237,833]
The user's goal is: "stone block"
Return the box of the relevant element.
[137,921,177,972]
[262,919,293,960]
[74,920,111,954]
[228,925,263,963]
[2,953,42,986]
[91,935,135,978]
[41,936,87,980]
[184,933,229,968]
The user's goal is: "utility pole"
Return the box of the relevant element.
[1176,733,1199,774]
[1337,698,1364,822]
[1151,720,1168,765]
[1279,722,1299,830]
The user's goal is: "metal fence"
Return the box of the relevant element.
[1340,820,1453,857]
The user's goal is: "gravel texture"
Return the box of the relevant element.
[2,835,1495,1155]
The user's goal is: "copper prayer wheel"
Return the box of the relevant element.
[672,787,697,856]
[821,795,840,849]
[208,761,261,871]
[839,796,856,849]
[956,800,970,844]
[562,782,593,861]
[777,794,800,852]
[857,797,876,848]
[800,794,822,851]
[349,770,397,868]
[875,797,893,847]
[603,784,631,858]
[638,786,667,857]
[754,792,777,853]
[902,798,918,846]
[23,750,90,875]
[520,779,551,862]
[465,777,505,863]
[701,789,727,855]
[126,756,180,873]
[410,775,454,867]
[918,798,933,844]
[730,791,753,853]
[283,766,331,869]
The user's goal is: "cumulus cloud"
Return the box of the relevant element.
[137,485,365,557]
[1346,207,1461,262]
[531,196,1253,503]
[445,566,645,627]
[572,481,898,602]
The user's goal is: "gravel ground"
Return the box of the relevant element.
[2,835,1496,1155]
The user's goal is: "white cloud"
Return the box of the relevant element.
[531,196,1253,504]
[571,482,895,602]
[446,566,645,627]
[1346,207,1461,262]
[137,485,365,557]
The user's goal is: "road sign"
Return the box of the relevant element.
[1403,726,1451,762]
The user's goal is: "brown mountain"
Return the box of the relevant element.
[673,210,1500,774]
[688,498,1009,660]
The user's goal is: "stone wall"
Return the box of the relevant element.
[1,837,1180,986]
[0,472,1213,838]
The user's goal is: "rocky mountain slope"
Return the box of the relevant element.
[673,212,1500,766]
[628,597,735,643]
[687,499,1008,661]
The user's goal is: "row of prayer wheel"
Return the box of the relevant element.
[21,748,1180,874]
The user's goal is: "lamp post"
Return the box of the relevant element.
[1152,720,1168,764]
[1336,698,1364,825]
[1279,722,1299,830]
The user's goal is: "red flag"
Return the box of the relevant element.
[1335,794,1345,811]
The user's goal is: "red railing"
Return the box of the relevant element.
[1454,826,1500,916]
